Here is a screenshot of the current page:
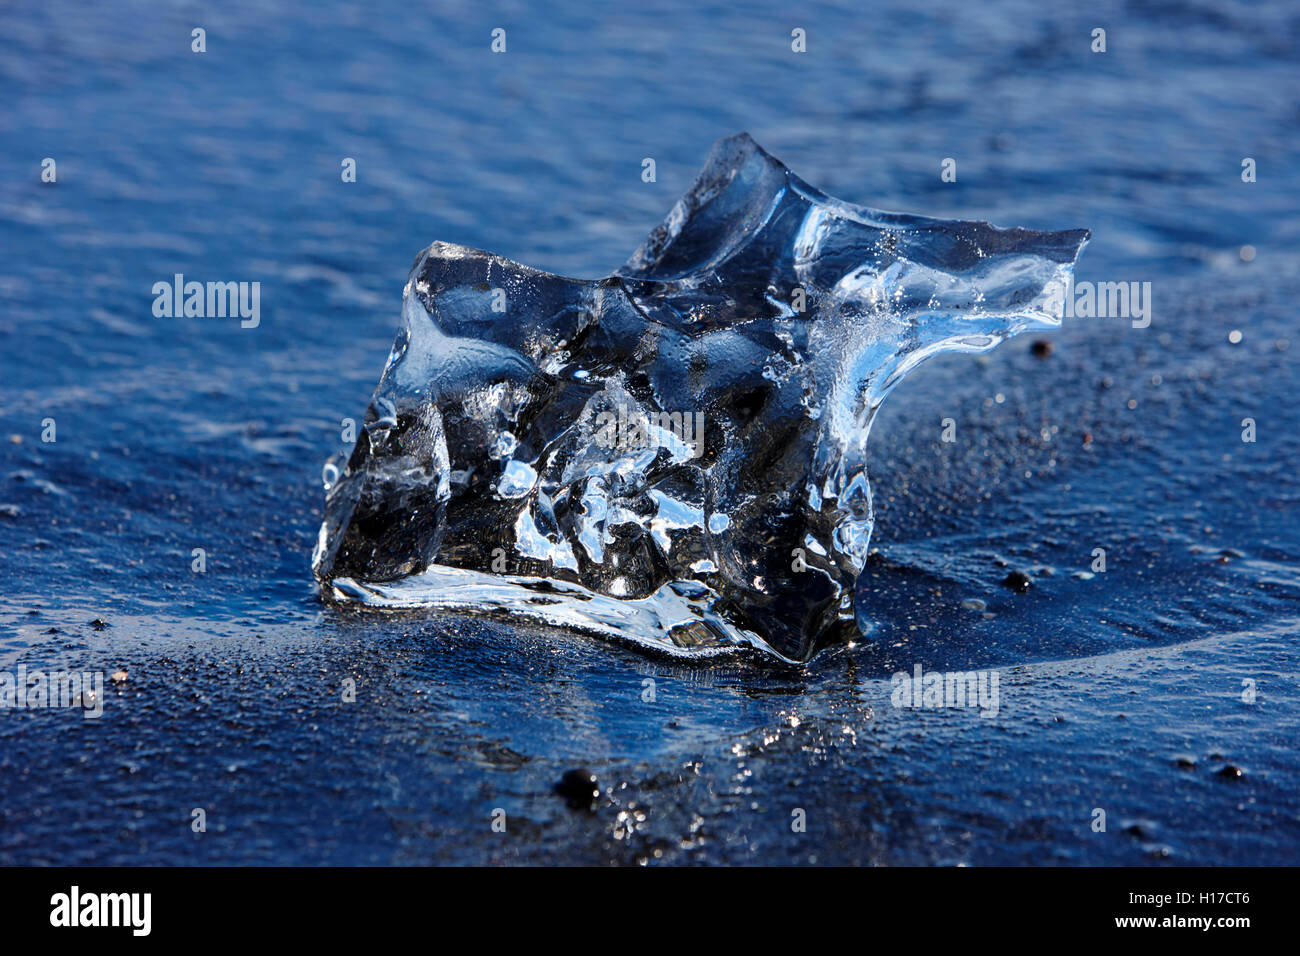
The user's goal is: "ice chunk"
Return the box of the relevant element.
[313,133,1088,663]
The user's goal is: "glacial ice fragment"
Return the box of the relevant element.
[313,133,1088,663]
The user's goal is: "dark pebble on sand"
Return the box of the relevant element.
[1031,339,1053,358]
[1216,764,1244,779]
[89,618,110,630]
[1000,570,1033,593]
[556,768,599,805]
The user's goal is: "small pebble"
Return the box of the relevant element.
[89,618,110,631]
[1030,339,1053,358]
[1000,570,1033,593]
[556,768,599,805]
[961,598,986,612]
[111,670,128,683]
[1216,764,1244,780]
